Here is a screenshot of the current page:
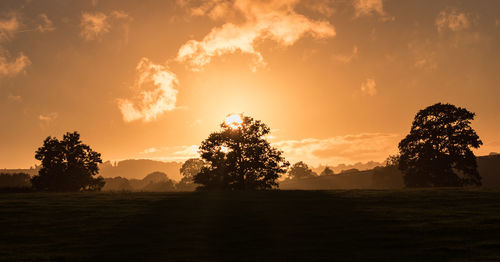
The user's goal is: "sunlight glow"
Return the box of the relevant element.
[225,114,243,129]
[220,145,230,153]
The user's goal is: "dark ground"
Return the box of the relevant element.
[1,189,500,261]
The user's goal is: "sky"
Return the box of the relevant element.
[1,0,500,169]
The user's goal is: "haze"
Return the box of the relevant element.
[1,0,500,169]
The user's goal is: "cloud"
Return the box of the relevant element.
[138,144,200,161]
[408,40,437,71]
[0,15,31,78]
[0,15,19,42]
[302,0,336,17]
[273,133,399,166]
[80,12,109,40]
[7,93,21,102]
[0,51,31,78]
[36,14,55,32]
[136,133,399,167]
[39,112,58,122]
[176,0,336,71]
[80,11,131,41]
[333,45,358,63]
[360,78,377,96]
[353,0,384,17]
[118,58,179,122]
[436,9,471,33]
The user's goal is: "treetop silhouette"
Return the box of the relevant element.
[194,114,289,190]
[398,103,482,187]
[31,131,105,191]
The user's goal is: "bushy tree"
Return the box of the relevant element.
[288,161,317,179]
[320,166,334,176]
[398,103,482,187]
[194,115,289,190]
[180,158,205,183]
[31,131,105,191]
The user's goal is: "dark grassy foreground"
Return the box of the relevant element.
[1,190,500,261]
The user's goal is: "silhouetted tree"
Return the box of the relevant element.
[194,115,289,190]
[319,166,334,176]
[141,172,176,192]
[180,158,205,183]
[288,161,317,179]
[0,173,31,188]
[31,131,105,191]
[398,103,482,187]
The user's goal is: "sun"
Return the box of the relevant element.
[225,114,243,129]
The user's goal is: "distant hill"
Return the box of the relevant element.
[0,167,39,177]
[280,170,375,190]
[312,161,382,175]
[99,159,183,181]
[1,154,498,189]
[282,154,500,190]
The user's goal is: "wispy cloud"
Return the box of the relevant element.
[137,133,399,167]
[138,144,200,161]
[273,133,400,166]
[80,10,131,41]
[436,9,472,33]
[118,58,179,122]
[0,15,18,42]
[39,112,58,122]
[300,0,336,17]
[36,14,55,32]
[333,45,358,63]
[176,0,336,71]
[0,14,31,78]
[7,93,21,102]
[354,0,386,18]
[360,78,377,96]
[0,51,30,78]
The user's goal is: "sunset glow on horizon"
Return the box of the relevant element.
[1,0,500,170]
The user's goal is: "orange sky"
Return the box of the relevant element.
[1,0,500,169]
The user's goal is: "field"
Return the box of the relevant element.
[1,190,500,261]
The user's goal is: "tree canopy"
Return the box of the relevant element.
[319,166,334,176]
[180,158,205,183]
[398,103,482,187]
[288,161,317,179]
[194,114,289,190]
[31,131,105,191]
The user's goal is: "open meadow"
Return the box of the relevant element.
[1,189,500,261]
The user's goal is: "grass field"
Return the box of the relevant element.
[1,189,500,261]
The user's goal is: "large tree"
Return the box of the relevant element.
[398,103,482,187]
[194,114,289,190]
[31,131,105,191]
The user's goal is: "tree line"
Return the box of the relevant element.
[21,102,484,191]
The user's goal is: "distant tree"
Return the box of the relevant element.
[398,103,482,187]
[180,158,205,183]
[0,173,31,188]
[31,131,105,191]
[194,114,289,190]
[288,161,317,179]
[384,155,400,167]
[340,168,360,174]
[142,172,176,192]
[319,166,334,176]
[102,177,133,191]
